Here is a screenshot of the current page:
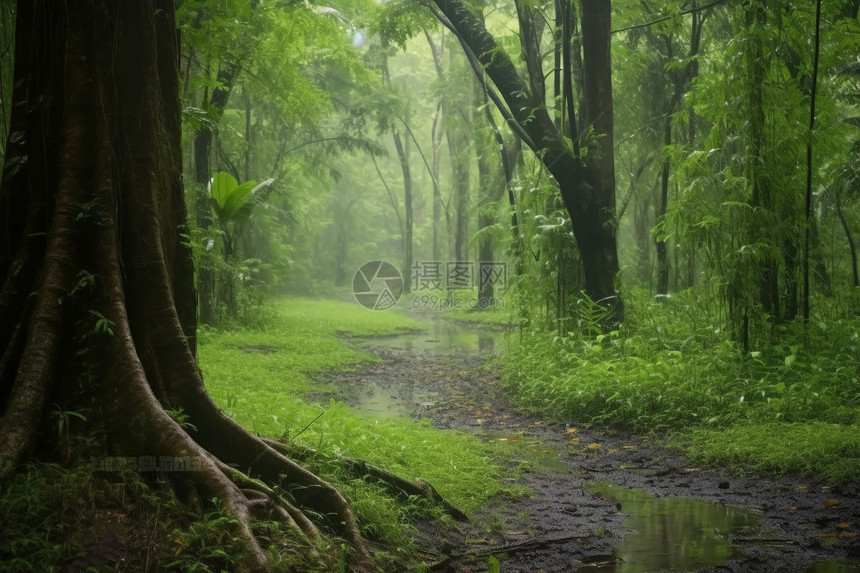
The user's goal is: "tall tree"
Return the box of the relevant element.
[0,2,431,570]
[427,0,623,317]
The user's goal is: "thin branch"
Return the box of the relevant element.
[426,2,537,150]
[611,0,725,34]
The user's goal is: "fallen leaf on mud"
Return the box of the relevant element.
[586,443,602,451]
[825,499,840,507]
[784,505,797,511]
[836,523,851,529]
[566,428,578,434]
[622,445,637,450]
[532,421,543,426]
[608,449,618,454]
[569,438,581,444]
[796,485,807,492]
[840,532,857,538]
[476,418,484,425]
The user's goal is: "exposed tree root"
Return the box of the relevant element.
[0,3,461,571]
[263,438,470,523]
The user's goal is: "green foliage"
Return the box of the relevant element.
[163,499,243,572]
[681,423,860,483]
[200,296,509,514]
[501,288,860,481]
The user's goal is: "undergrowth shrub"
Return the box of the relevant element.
[501,288,860,432]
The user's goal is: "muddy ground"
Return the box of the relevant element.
[313,329,860,573]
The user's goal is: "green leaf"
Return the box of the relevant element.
[210,172,257,222]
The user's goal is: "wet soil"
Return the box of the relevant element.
[312,325,860,573]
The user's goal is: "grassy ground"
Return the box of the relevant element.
[0,297,514,572]
[200,296,509,515]
[500,288,860,483]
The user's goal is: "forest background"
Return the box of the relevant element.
[1,0,860,570]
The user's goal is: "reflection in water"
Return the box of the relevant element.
[370,319,510,354]
[585,483,759,573]
[474,430,569,473]
[350,319,510,418]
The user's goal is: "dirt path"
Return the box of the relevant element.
[314,327,860,573]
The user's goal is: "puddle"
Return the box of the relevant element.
[353,385,439,418]
[347,319,511,418]
[367,319,511,354]
[584,482,760,572]
[474,430,569,473]
[806,559,860,573]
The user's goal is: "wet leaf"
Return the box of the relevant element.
[569,437,581,444]
[825,499,840,507]
[608,449,618,454]
[622,445,637,450]
[840,532,857,538]
[566,428,578,434]
[586,443,602,451]
[796,485,807,492]
[784,505,797,511]
[836,523,851,529]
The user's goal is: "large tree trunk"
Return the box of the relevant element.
[0,2,462,570]
[429,0,622,319]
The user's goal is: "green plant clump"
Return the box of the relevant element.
[200,296,510,514]
[501,288,860,481]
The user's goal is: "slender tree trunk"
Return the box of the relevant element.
[803,0,822,322]
[444,48,473,264]
[431,101,444,261]
[656,114,672,296]
[745,0,780,323]
[837,192,860,288]
[193,64,235,326]
[393,131,413,293]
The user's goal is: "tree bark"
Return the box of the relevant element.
[0,2,459,570]
[429,0,622,319]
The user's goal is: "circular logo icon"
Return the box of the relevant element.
[352,260,403,310]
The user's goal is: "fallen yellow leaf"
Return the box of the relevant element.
[569,437,581,444]
[840,532,857,538]
[566,428,578,434]
[796,485,807,492]
[622,445,637,450]
[608,449,618,454]
[784,505,797,511]
[836,523,851,529]
[586,443,602,451]
[825,499,840,507]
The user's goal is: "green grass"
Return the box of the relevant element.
[500,288,860,482]
[200,296,509,515]
[678,422,860,483]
